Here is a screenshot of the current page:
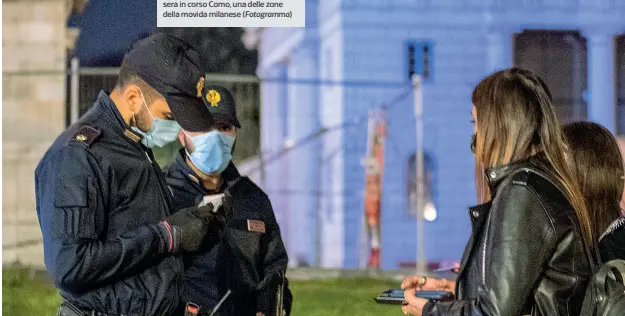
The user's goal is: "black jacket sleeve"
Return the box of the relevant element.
[37,145,172,293]
[423,183,556,316]
[255,197,290,315]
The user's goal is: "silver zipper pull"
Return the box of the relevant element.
[144,151,153,164]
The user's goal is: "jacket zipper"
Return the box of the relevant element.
[481,214,491,285]
[143,150,173,211]
[599,216,625,241]
[144,151,153,164]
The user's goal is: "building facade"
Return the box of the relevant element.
[256,0,625,269]
[2,0,85,267]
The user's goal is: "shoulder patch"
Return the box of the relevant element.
[71,125,102,147]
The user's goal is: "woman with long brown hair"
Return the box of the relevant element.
[563,121,625,262]
[400,67,595,316]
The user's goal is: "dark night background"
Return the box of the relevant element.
[68,0,257,73]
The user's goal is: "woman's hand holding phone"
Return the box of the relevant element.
[400,276,456,295]
[399,275,457,315]
[401,288,428,316]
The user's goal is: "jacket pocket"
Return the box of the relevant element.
[53,176,101,239]
[224,223,264,293]
[225,224,263,260]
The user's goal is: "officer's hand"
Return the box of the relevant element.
[161,203,215,253]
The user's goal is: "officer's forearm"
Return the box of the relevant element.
[52,223,170,292]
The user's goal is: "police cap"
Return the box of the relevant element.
[122,33,213,132]
[201,84,241,128]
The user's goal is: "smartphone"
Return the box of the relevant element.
[374,289,455,305]
[374,289,405,305]
[416,290,455,301]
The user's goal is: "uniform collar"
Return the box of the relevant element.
[173,149,241,192]
[174,149,205,188]
[93,90,143,144]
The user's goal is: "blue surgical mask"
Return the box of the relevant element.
[131,91,181,148]
[185,130,235,175]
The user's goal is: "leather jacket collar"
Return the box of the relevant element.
[484,153,547,193]
[467,154,546,223]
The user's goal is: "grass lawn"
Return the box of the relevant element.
[2,267,61,315]
[3,267,402,316]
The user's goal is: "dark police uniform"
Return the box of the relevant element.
[166,157,292,316]
[35,33,214,316]
[164,85,292,316]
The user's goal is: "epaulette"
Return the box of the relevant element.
[70,125,102,147]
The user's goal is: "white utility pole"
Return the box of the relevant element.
[70,57,80,124]
[412,74,427,273]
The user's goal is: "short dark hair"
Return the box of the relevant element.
[563,121,624,239]
[115,60,161,105]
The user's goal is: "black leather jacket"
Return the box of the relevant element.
[424,155,593,316]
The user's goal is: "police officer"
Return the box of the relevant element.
[164,85,293,316]
[36,33,218,316]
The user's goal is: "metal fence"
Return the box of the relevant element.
[67,58,262,168]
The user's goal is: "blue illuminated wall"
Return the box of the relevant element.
[257,0,625,269]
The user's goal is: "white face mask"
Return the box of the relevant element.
[184,130,235,175]
[131,91,181,148]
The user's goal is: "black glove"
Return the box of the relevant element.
[160,203,215,253]
[256,272,287,316]
[283,279,293,316]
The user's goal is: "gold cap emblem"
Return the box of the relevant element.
[196,77,205,98]
[206,90,221,107]
[75,134,87,141]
